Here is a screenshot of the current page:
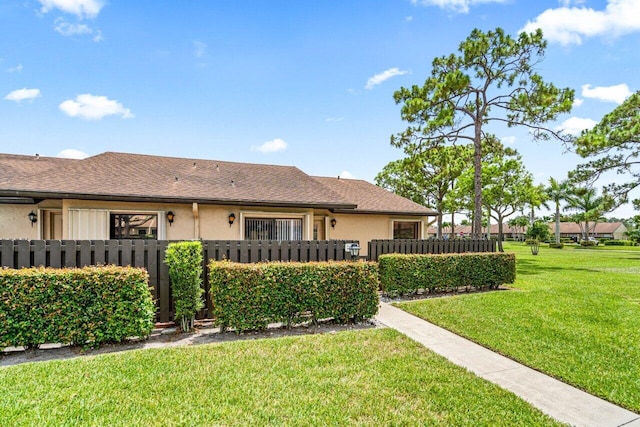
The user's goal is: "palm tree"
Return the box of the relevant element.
[545,178,570,244]
[564,187,613,240]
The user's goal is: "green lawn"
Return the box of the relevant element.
[396,242,640,412]
[0,329,560,426]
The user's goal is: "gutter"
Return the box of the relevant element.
[0,190,358,211]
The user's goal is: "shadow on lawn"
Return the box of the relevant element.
[516,259,601,276]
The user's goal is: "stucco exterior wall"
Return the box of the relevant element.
[613,225,627,240]
[0,205,40,239]
[327,213,428,256]
[1,200,431,256]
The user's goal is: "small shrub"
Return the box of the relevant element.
[164,241,204,332]
[378,252,516,296]
[560,238,574,244]
[525,239,538,245]
[0,266,155,351]
[209,261,379,332]
[580,240,597,247]
[548,242,564,249]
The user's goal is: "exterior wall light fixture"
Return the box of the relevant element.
[330,218,337,228]
[166,211,175,226]
[28,211,37,227]
[348,243,360,260]
[228,213,236,227]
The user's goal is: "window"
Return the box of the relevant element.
[393,221,420,239]
[110,213,158,239]
[245,218,303,241]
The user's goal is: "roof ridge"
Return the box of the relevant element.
[94,151,302,170]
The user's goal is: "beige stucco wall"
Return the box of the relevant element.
[613,224,627,240]
[0,204,40,239]
[325,212,429,256]
[0,200,431,256]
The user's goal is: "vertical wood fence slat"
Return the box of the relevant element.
[134,240,146,268]
[17,240,30,268]
[106,240,119,264]
[33,240,46,267]
[79,240,91,267]
[1,240,13,267]
[49,240,61,267]
[94,240,106,265]
[62,240,76,267]
[147,240,159,315]
[120,240,133,266]
[158,241,171,323]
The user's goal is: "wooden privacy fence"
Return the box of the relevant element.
[367,238,496,262]
[0,239,356,323]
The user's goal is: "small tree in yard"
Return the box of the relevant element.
[164,241,204,332]
[526,220,551,242]
[391,27,574,238]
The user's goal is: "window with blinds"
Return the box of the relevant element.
[245,218,303,241]
[393,221,420,239]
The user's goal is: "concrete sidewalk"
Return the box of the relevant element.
[375,302,640,427]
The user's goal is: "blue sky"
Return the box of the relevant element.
[2,0,639,217]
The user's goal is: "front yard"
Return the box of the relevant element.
[396,242,640,412]
[0,328,559,426]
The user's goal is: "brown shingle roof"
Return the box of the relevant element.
[0,153,77,184]
[556,222,626,234]
[0,152,358,209]
[0,152,428,214]
[313,176,435,216]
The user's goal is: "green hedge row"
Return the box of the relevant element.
[603,239,636,246]
[0,266,155,350]
[378,253,516,296]
[209,261,379,332]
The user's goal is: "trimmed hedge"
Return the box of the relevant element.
[580,240,597,246]
[164,241,204,332]
[549,243,564,249]
[378,253,516,296]
[603,239,636,246]
[0,266,155,350]
[209,261,379,332]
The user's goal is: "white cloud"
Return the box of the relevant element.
[410,0,507,14]
[365,68,408,90]
[56,148,89,159]
[573,98,584,107]
[555,116,597,135]
[581,83,632,104]
[4,88,41,102]
[39,0,104,19]
[53,17,102,41]
[7,64,23,73]
[59,94,134,120]
[339,170,356,179]
[251,138,288,153]
[92,29,103,42]
[405,16,414,22]
[54,19,91,36]
[520,0,640,45]
[559,0,586,6]
[501,136,517,145]
[193,40,207,58]
[325,117,344,123]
